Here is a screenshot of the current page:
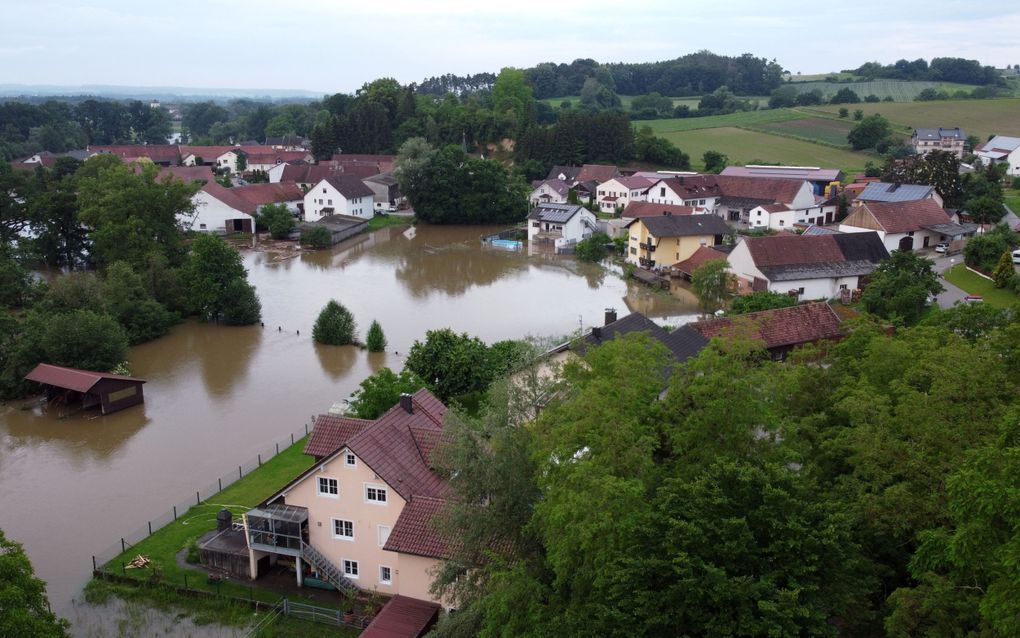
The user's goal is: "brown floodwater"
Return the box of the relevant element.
[0,224,699,620]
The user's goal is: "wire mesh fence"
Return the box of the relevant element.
[92,422,313,571]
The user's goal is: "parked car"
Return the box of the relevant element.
[963,295,984,304]
[934,242,949,254]
[1012,249,1020,264]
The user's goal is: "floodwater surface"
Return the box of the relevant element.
[0,224,699,619]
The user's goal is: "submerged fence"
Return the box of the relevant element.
[92,421,315,571]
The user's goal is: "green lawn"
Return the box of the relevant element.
[944,263,1020,308]
[368,214,413,231]
[643,108,805,134]
[806,98,1020,140]
[1004,189,1020,215]
[100,440,319,605]
[752,117,857,146]
[659,126,878,174]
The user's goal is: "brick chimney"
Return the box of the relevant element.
[399,393,413,414]
[604,308,617,325]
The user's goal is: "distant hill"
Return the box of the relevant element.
[0,84,324,102]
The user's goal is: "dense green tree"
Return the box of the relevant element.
[103,261,178,343]
[0,247,32,309]
[0,528,70,637]
[313,300,358,345]
[691,259,736,313]
[300,226,332,248]
[366,320,386,353]
[963,224,1018,272]
[40,310,128,372]
[702,149,728,173]
[633,126,690,168]
[491,68,536,137]
[257,203,296,239]
[730,290,797,314]
[0,163,33,245]
[860,250,943,325]
[848,114,892,150]
[830,87,861,104]
[406,329,493,401]
[348,367,426,419]
[180,234,260,324]
[991,250,1017,288]
[29,165,88,268]
[182,101,229,137]
[77,159,195,268]
[881,150,963,206]
[574,233,609,261]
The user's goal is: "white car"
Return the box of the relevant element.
[934,243,949,254]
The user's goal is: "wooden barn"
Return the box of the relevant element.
[25,363,146,415]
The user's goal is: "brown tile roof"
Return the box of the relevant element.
[745,234,846,267]
[198,182,252,214]
[244,151,311,165]
[622,201,696,218]
[859,200,952,234]
[610,176,654,190]
[25,363,145,392]
[713,175,807,205]
[576,163,620,184]
[672,245,727,273]
[742,233,889,281]
[303,415,374,458]
[383,495,449,559]
[360,595,440,638]
[281,163,335,183]
[155,165,214,183]
[229,183,305,210]
[690,302,843,350]
[89,144,180,162]
[758,203,792,213]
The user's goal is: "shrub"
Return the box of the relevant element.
[349,368,426,419]
[301,226,332,248]
[575,233,609,262]
[838,108,849,118]
[366,320,387,352]
[992,251,1018,288]
[313,300,358,345]
[731,291,797,314]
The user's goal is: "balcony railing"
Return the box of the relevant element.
[639,242,656,252]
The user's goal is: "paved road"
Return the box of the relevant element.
[930,253,969,309]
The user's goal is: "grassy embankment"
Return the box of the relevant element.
[943,263,1020,309]
[367,214,414,231]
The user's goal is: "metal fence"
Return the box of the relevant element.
[92,421,315,571]
[244,598,373,637]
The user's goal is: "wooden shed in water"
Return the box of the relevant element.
[25,363,146,415]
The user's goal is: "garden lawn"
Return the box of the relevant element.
[660,126,878,174]
[944,264,1020,309]
[805,98,1020,140]
[1004,189,1020,216]
[99,439,321,606]
[368,214,413,231]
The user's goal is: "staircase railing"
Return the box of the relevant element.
[300,541,358,594]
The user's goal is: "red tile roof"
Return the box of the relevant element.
[576,163,620,184]
[672,245,727,273]
[303,415,374,458]
[360,595,440,638]
[244,151,310,166]
[859,200,952,234]
[25,363,145,393]
[609,176,654,190]
[198,182,255,214]
[89,145,180,162]
[229,182,304,209]
[156,165,214,183]
[690,302,843,350]
[383,496,449,559]
[622,201,697,218]
[713,175,807,205]
[745,234,846,267]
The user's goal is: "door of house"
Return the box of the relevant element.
[898,236,913,251]
[233,219,244,232]
[923,236,930,248]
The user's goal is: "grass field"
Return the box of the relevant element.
[1005,189,1020,215]
[944,264,1020,309]
[659,126,877,173]
[752,117,856,146]
[783,80,979,102]
[643,108,805,134]
[806,98,1020,140]
[540,95,762,111]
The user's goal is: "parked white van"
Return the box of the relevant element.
[1013,249,1020,264]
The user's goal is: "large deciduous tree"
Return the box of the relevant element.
[180,234,261,325]
[0,528,70,637]
[860,250,943,325]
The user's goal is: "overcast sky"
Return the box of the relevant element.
[2,0,1018,94]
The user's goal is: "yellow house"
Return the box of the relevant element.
[625,213,730,269]
[240,389,453,608]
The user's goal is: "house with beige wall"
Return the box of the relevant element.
[241,389,453,607]
[625,213,730,269]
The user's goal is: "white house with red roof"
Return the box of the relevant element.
[838,199,972,252]
[304,176,375,221]
[596,176,653,213]
[185,182,256,233]
[242,389,453,608]
[529,179,570,207]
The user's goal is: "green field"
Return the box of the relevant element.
[788,72,862,83]
[643,108,805,133]
[659,126,878,173]
[540,95,762,111]
[806,98,1020,140]
[783,80,979,102]
[753,117,857,146]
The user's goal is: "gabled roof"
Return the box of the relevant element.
[576,164,620,184]
[721,165,843,182]
[156,165,214,183]
[672,245,727,273]
[571,312,708,364]
[382,495,449,559]
[89,144,180,162]
[741,232,889,281]
[605,176,654,190]
[756,203,792,214]
[281,163,335,184]
[244,151,311,166]
[853,199,952,234]
[546,165,581,182]
[321,174,375,199]
[622,201,696,219]
[25,363,145,392]
[229,183,305,210]
[198,181,252,214]
[303,415,374,458]
[625,213,730,237]
[713,175,808,206]
[364,171,400,187]
[975,135,1020,154]
[690,302,844,350]
[530,179,570,196]
[528,203,585,223]
[857,182,935,203]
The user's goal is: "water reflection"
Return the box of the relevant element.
[314,343,360,381]
[0,401,151,463]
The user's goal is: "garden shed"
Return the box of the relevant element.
[25,363,146,415]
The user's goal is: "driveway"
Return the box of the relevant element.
[929,253,969,309]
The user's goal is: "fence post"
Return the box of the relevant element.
[148,521,152,536]
[258,454,262,466]
[173,506,177,521]
[92,555,97,570]
[291,433,294,445]
[305,423,308,435]
[196,491,200,506]
[121,538,125,553]
[218,477,222,492]
[239,465,242,479]
[276,442,279,455]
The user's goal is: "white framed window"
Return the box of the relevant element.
[378,525,391,547]
[365,484,388,505]
[344,452,356,468]
[379,566,392,585]
[343,559,359,578]
[332,518,354,540]
[317,477,338,498]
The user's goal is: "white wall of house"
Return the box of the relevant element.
[596,179,648,213]
[529,183,568,207]
[750,204,838,230]
[528,209,597,244]
[977,148,1020,176]
[267,163,289,183]
[304,181,372,221]
[644,180,718,210]
[216,151,240,174]
[184,191,253,233]
[726,240,860,299]
[837,224,945,252]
